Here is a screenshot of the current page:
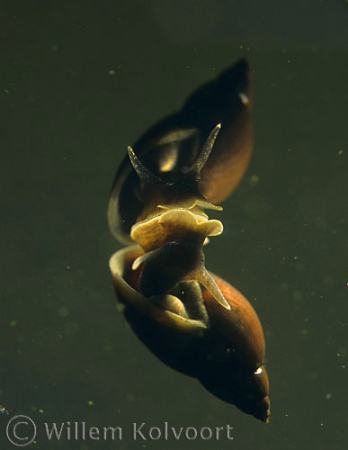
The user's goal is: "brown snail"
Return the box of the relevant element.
[108,59,270,422]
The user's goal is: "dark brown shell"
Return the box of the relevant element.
[109,246,270,423]
[108,59,252,243]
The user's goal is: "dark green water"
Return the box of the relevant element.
[1,1,347,449]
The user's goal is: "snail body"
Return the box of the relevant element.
[108,59,270,422]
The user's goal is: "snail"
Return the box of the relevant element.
[108,59,270,423]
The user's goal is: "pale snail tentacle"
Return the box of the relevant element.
[194,266,231,310]
[189,123,221,175]
[127,146,161,186]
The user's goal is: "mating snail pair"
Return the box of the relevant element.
[108,59,270,422]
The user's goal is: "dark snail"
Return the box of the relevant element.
[108,59,270,423]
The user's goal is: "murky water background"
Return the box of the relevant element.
[1,1,348,449]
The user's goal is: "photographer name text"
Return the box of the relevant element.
[44,421,234,441]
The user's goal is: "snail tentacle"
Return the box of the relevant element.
[189,123,221,176]
[127,146,162,187]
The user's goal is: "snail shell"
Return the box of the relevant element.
[108,59,252,244]
[109,245,270,423]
